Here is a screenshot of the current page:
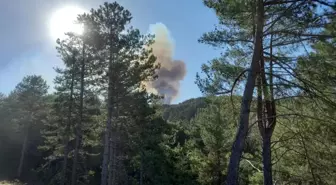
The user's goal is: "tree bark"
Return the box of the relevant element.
[71,43,85,185]
[108,131,115,185]
[60,55,76,185]
[262,134,273,185]
[260,29,276,185]
[225,0,264,184]
[101,68,113,185]
[109,106,119,185]
[111,141,117,184]
[107,73,116,185]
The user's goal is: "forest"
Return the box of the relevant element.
[1,1,336,185]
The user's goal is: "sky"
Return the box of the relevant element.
[0,0,222,103]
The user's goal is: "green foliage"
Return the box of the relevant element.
[2,2,336,185]
[162,97,207,122]
[272,19,336,184]
[197,1,336,185]
[0,76,50,181]
[186,97,236,184]
[38,19,102,184]
[82,2,160,184]
[196,58,246,95]
[198,0,335,98]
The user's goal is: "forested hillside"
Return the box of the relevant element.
[1,1,336,185]
[162,97,207,121]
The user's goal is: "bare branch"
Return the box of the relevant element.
[272,148,292,165]
[264,1,302,33]
[245,159,262,172]
[312,0,336,8]
[264,30,334,38]
[214,69,249,95]
[264,0,302,6]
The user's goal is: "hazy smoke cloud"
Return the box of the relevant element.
[146,23,186,104]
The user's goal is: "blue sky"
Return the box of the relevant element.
[0,0,221,103]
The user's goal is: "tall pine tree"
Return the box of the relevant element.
[198,0,335,184]
[82,2,157,184]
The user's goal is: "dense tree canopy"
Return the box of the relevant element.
[1,1,336,185]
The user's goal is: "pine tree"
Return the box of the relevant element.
[198,1,335,184]
[71,14,90,185]
[269,15,336,184]
[83,2,157,184]
[126,94,169,184]
[40,27,101,184]
[12,75,49,178]
[187,97,236,185]
[54,35,79,185]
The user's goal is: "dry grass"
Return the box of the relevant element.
[0,180,25,185]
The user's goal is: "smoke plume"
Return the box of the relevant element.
[146,23,186,104]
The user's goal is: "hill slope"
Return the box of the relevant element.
[162,97,207,122]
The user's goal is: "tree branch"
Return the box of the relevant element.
[272,148,292,165]
[214,69,249,95]
[264,30,334,38]
[312,0,336,8]
[244,159,262,172]
[264,0,302,6]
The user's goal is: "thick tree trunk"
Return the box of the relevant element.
[71,44,85,185]
[109,120,119,185]
[60,56,76,185]
[262,134,272,185]
[112,146,117,184]
[225,1,264,184]
[17,123,30,178]
[108,132,115,185]
[107,84,116,185]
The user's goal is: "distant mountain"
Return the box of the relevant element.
[162,97,208,122]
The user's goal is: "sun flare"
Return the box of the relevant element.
[49,6,86,40]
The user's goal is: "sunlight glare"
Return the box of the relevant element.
[49,6,86,40]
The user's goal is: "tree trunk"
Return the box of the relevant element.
[101,69,113,185]
[60,55,76,185]
[109,117,119,185]
[71,43,85,185]
[225,1,264,184]
[140,150,144,185]
[262,134,272,185]
[112,142,117,184]
[101,114,112,185]
[259,28,276,185]
[17,122,31,178]
[108,131,115,185]
[101,35,114,185]
[107,80,116,185]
